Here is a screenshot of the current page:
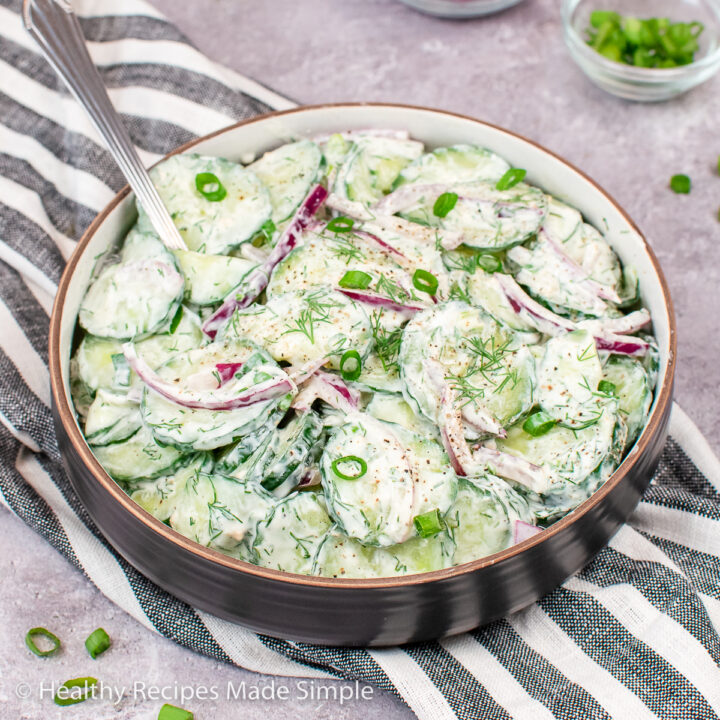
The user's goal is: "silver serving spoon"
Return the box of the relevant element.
[23,0,187,251]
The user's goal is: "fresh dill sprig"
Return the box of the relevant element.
[374,273,412,303]
[282,290,340,344]
[369,310,403,373]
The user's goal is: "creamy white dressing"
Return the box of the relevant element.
[73,133,657,579]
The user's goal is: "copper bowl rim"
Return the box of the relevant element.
[48,101,677,590]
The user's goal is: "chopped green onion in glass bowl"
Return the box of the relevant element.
[563,0,720,101]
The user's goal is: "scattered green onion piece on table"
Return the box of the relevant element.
[414,509,443,538]
[339,350,362,381]
[85,627,111,659]
[598,380,617,396]
[339,270,373,290]
[670,174,691,194]
[433,192,458,218]
[326,216,355,233]
[412,269,439,295]
[476,254,502,273]
[158,704,194,720]
[717,155,720,175]
[194,172,227,202]
[496,168,526,191]
[25,627,61,657]
[522,411,557,437]
[331,455,368,481]
[54,677,98,707]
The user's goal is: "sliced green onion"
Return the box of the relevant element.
[413,508,443,538]
[433,192,458,218]
[522,411,557,437]
[259,218,277,243]
[25,627,61,657]
[496,168,526,191]
[339,349,362,382]
[331,455,368,481]
[670,174,691,194]
[158,704,194,720]
[194,172,227,202]
[339,270,372,290]
[412,269,439,296]
[598,380,617,396]
[326,216,355,233]
[168,305,184,334]
[54,677,98,706]
[717,155,720,176]
[476,254,502,273]
[85,627,111,659]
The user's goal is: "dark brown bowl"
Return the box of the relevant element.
[49,103,676,646]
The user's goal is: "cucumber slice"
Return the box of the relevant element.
[466,269,539,334]
[354,349,405,394]
[507,236,609,318]
[321,415,416,547]
[225,411,325,498]
[322,133,352,172]
[563,223,621,292]
[214,402,290,475]
[173,249,256,306]
[390,423,459,526]
[76,307,203,395]
[121,226,177,266]
[312,530,449,578]
[446,475,532,566]
[142,338,293,451]
[90,424,186,481]
[399,302,535,434]
[266,227,408,299]
[602,356,652,446]
[78,258,184,340]
[137,154,272,254]
[339,136,424,205]
[542,196,582,244]
[537,330,605,429]
[394,144,509,188]
[496,405,617,501]
[224,288,373,370]
[84,390,142,446]
[253,491,333,574]
[365,393,438,437]
[168,472,275,556]
[249,140,323,224]
[130,452,214,521]
[420,182,547,251]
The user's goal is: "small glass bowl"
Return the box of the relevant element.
[398,0,526,19]
[562,0,720,101]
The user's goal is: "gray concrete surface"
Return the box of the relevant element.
[2,0,720,718]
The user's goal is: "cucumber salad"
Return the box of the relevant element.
[71,130,657,578]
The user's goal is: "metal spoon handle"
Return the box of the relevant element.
[23,0,186,251]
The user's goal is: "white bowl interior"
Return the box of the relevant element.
[58,104,673,469]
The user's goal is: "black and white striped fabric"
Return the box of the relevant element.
[1,1,719,717]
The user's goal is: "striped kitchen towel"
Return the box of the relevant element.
[0,1,719,718]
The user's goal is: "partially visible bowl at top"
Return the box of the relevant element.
[563,0,720,101]
[398,0,526,18]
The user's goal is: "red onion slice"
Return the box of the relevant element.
[540,231,622,304]
[291,370,360,414]
[336,288,427,315]
[513,519,543,544]
[472,446,549,494]
[325,193,374,221]
[123,343,294,411]
[202,184,328,339]
[215,362,244,385]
